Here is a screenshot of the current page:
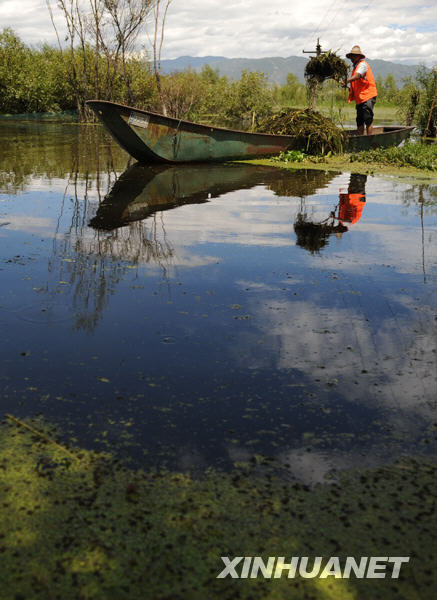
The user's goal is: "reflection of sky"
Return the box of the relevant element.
[1,161,437,481]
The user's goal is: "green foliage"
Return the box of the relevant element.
[156,67,275,125]
[274,73,307,107]
[213,69,276,126]
[272,149,308,163]
[396,66,437,135]
[349,141,437,171]
[0,27,157,116]
[0,28,275,125]
[375,73,398,105]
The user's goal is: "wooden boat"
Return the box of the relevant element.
[86,100,415,163]
[345,125,415,152]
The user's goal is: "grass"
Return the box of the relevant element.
[249,141,437,183]
[349,141,437,171]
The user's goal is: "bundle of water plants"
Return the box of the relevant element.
[255,108,345,154]
[294,215,348,253]
[304,50,348,86]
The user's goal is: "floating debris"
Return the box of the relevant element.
[255,108,345,154]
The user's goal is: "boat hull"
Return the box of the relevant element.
[86,100,299,163]
[86,101,414,163]
[345,126,415,152]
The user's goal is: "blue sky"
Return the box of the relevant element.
[0,0,435,65]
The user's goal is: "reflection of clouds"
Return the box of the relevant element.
[315,222,437,276]
[226,290,437,482]
[254,296,435,408]
[2,214,54,235]
[277,445,417,485]
[278,448,354,485]
[155,192,296,247]
[70,227,220,269]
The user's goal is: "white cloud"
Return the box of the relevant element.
[0,0,436,65]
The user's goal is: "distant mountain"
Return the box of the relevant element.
[160,55,420,86]
[160,56,226,72]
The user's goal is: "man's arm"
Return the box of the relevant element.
[348,61,367,84]
[347,72,363,84]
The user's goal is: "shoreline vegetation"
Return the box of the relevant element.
[1,26,436,134]
[1,25,436,176]
[1,415,436,599]
[247,142,437,182]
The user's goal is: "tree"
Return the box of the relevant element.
[150,0,173,115]
[397,66,437,135]
[0,28,31,113]
[227,70,275,126]
[276,73,306,107]
[46,0,154,119]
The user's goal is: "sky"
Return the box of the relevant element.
[0,0,436,65]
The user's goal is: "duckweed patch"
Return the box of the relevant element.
[1,416,436,599]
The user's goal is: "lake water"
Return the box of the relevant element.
[1,119,436,483]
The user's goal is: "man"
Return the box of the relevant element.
[345,45,378,135]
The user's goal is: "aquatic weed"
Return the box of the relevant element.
[351,141,437,171]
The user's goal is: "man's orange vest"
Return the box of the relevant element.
[339,193,366,224]
[348,60,378,105]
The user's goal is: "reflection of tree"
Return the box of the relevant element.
[401,183,437,214]
[401,183,437,284]
[267,168,338,198]
[56,216,174,333]
[0,120,128,194]
[49,178,174,333]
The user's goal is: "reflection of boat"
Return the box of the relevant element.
[86,100,415,163]
[89,163,337,231]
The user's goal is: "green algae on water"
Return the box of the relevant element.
[1,416,436,599]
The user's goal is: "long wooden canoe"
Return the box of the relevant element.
[86,100,414,163]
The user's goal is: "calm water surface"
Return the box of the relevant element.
[1,119,436,482]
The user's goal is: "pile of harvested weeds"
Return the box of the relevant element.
[305,50,348,86]
[255,108,345,155]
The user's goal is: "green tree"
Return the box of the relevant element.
[226,70,275,126]
[397,66,437,135]
[0,28,31,113]
[276,73,306,107]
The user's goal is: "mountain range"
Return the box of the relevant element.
[160,55,420,86]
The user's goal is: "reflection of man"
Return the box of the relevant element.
[338,173,367,225]
[345,45,378,136]
[293,173,367,252]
